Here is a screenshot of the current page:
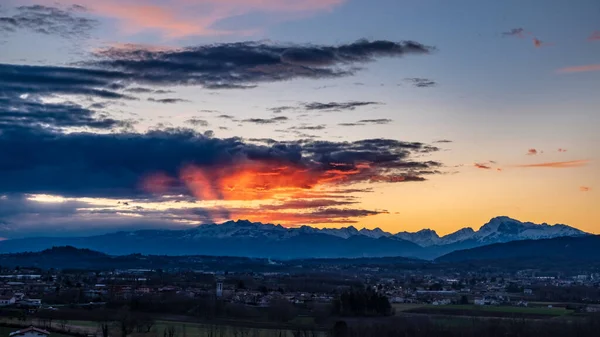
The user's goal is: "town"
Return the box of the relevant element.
[0,249,599,337]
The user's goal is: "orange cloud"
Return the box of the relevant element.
[557,64,600,73]
[589,31,600,41]
[36,0,345,37]
[514,160,589,169]
[580,186,591,192]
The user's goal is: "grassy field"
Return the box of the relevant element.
[61,319,325,337]
[406,304,573,319]
[392,303,426,313]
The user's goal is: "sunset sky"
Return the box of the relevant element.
[0,0,598,239]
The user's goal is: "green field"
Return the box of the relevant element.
[392,303,426,313]
[61,319,325,337]
[406,304,573,318]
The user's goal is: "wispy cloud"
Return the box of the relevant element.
[186,118,209,127]
[242,116,288,124]
[502,28,530,38]
[580,186,591,192]
[514,160,589,168]
[558,148,568,153]
[0,5,97,38]
[404,78,437,88]
[526,148,538,155]
[533,37,552,48]
[339,119,392,126]
[303,101,383,112]
[148,98,190,104]
[30,0,345,38]
[588,31,600,41]
[474,163,492,170]
[557,64,600,73]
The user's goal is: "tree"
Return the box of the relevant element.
[163,325,177,337]
[99,321,110,337]
[331,321,348,337]
[117,312,137,337]
[460,295,469,305]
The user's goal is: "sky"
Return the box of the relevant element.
[0,0,598,239]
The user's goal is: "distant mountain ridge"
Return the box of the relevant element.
[0,217,587,260]
[393,216,586,247]
[436,235,600,263]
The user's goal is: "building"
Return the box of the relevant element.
[9,327,50,337]
[0,294,16,306]
[216,282,223,297]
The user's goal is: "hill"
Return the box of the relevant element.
[435,235,600,263]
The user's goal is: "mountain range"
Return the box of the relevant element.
[0,216,587,260]
[436,234,600,263]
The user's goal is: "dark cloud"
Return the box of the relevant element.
[0,63,133,100]
[89,40,433,89]
[289,124,327,131]
[358,119,392,125]
[502,28,528,38]
[268,106,295,114]
[242,116,289,124]
[0,127,443,198]
[303,101,382,112]
[186,118,209,127]
[0,95,129,131]
[148,98,191,104]
[338,119,391,127]
[433,139,453,143]
[405,78,437,88]
[248,138,278,144]
[217,114,235,119]
[0,5,98,38]
[125,87,175,94]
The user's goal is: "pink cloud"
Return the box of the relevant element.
[30,0,345,38]
[557,64,600,73]
[558,148,567,153]
[526,148,538,155]
[589,31,600,41]
[533,37,553,48]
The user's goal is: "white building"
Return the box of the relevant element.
[0,294,16,306]
[9,327,50,337]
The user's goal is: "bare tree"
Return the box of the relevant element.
[99,321,110,337]
[163,325,177,337]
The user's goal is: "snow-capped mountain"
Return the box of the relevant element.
[181,217,586,247]
[359,227,393,239]
[390,217,586,247]
[0,217,588,259]
[440,227,476,245]
[470,216,586,243]
[395,229,442,247]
